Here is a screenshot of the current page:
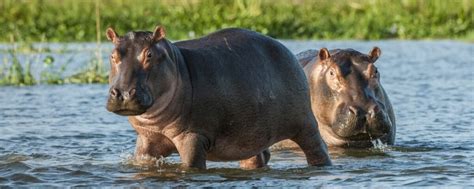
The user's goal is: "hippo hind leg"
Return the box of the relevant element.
[239,149,271,169]
[291,121,332,166]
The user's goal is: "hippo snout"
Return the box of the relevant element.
[332,103,391,140]
[366,105,392,137]
[109,88,137,102]
[106,86,152,116]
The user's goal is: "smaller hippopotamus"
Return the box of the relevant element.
[105,25,331,169]
[296,47,396,148]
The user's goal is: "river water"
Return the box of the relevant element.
[0,40,472,187]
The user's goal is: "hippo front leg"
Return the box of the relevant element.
[239,149,271,169]
[135,134,176,159]
[174,133,208,169]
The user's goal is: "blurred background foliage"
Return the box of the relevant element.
[1,0,472,42]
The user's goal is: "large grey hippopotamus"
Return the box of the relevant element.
[295,47,396,148]
[105,25,331,169]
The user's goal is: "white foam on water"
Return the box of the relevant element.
[371,139,389,151]
[120,153,171,169]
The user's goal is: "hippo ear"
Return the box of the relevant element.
[369,47,381,63]
[318,48,330,61]
[152,25,166,42]
[106,27,119,44]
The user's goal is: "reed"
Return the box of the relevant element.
[0,36,36,86]
[63,0,108,84]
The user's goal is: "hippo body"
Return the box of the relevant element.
[295,48,396,148]
[105,26,330,169]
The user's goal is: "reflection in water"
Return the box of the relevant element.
[0,41,473,187]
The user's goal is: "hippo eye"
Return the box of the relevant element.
[329,70,335,76]
[372,69,379,78]
[146,51,152,59]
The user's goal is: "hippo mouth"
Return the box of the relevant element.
[113,109,146,116]
[344,133,372,141]
[343,133,387,142]
[106,85,153,116]
[331,114,392,145]
[106,94,152,116]
[106,100,149,116]
[336,132,389,148]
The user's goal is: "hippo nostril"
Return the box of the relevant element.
[348,106,359,116]
[129,88,136,98]
[110,88,120,98]
[368,104,380,119]
[122,88,137,101]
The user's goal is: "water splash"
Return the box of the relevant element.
[367,132,388,151]
[121,154,165,167]
[371,139,389,151]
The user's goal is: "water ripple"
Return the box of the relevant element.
[0,41,473,187]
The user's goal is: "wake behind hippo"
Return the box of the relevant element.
[105,26,331,169]
[295,47,396,148]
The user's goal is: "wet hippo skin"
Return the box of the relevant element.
[105,26,331,169]
[275,47,395,150]
[296,47,396,148]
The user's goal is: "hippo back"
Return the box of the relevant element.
[173,29,315,158]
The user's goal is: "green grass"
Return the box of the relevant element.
[0,0,108,86]
[1,0,472,42]
[0,34,108,86]
[0,35,36,86]
[0,50,108,86]
[0,0,472,86]
[0,50,36,86]
[65,59,108,84]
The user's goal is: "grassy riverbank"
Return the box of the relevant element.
[0,0,472,86]
[1,0,472,42]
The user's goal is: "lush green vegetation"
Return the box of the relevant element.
[1,0,472,42]
[0,46,107,86]
[0,50,36,86]
[0,36,108,86]
[0,0,472,86]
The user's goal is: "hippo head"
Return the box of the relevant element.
[105,26,174,116]
[309,47,394,147]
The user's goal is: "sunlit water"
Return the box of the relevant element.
[0,41,472,187]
